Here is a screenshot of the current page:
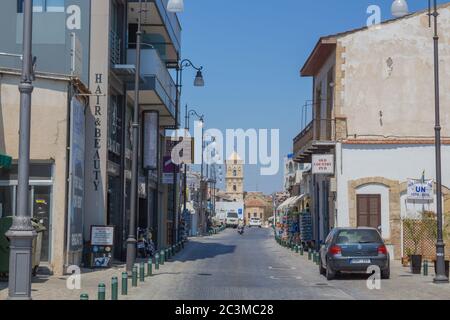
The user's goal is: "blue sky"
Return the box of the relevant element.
[178,0,445,194]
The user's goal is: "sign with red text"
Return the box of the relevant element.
[312,154,334,175]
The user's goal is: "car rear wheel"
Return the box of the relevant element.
[326,262,336,280]
[319,257,326,276]
[381,268,390,279]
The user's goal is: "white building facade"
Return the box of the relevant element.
[294,4,450,259]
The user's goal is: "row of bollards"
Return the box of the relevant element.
[81,239,188,300]
[275,236,321,267]
[208,225,226,236]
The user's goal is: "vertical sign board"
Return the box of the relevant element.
[85,0,110,239]
[67,97,85,253]
[162,138,181,184]
[312,154,335,175]
[143,112,159,170]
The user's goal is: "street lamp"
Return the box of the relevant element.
[391,0,409,17]
[126,0,144,274]
[392,0,448,283]
[167,0,184,12]
[172,60,204,244]
[7,0,36,300]
[184,107,205,234]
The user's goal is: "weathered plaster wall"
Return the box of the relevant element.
[0,73,69,275]
[338,6,450,138]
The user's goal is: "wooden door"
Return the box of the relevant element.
[357,195,381,229]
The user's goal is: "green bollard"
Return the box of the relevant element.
[308,249,312,260]
[295,245,299,253]
[315,253,320,265]
[300,246,304,256]
[121,272,128,295]
[291,244,295,252]
[155,254,160,270]
[98,283,106,300]
[423,260,429,276]
[80,293,89,300]
[160,250,165,265]
[132,266,138,287]
[140,262,145,282]
[147,258,153,277]
[111,277,118,300]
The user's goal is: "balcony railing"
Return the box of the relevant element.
[293,118,336,156]
[157,0,182,53]
[110,30,122,66]
[127,47,177,117]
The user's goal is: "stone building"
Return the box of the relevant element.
[0,0,182,275]
[293,4,450,259]
[244,192,273,224]
[225,152,244,202]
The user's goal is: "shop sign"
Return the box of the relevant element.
[67,97,85,252]
[162,155,180,185]
[312,154,334,175]
[91,226,114,246]
[407,179,434,201]
[143,112,159,170]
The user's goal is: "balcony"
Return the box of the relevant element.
[127,48,177,126]
[293,119,336,163]
[128,0,181,63]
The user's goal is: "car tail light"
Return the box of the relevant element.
[329,245,342,256]
[378,245,388,255]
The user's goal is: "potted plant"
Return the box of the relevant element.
[402,218,423,274]
[428,211,450,278]
[402,249,411,267]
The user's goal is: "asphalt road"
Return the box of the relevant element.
[128,227,450,300]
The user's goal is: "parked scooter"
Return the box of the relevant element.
[137,228,156,258]
[237,225,244,235]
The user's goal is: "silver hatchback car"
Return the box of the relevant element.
[319,227,390,280]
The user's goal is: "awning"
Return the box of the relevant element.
[277,195,307,212]
[0,153,12,169]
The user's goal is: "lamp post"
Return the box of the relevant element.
[126,0,143,274]
[7,0,36,300]
[392,0,448,283]
[173,60,204,244]
[184,108,205,234]
[428,0,449,284]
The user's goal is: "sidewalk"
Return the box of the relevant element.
[273,237,450,300]
[0,236,215,300]
[0,263,128,300]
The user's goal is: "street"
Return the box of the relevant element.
[126,228,450,300]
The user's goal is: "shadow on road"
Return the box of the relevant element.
[175,242,236,262]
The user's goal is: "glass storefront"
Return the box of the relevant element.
[0,163,53,262]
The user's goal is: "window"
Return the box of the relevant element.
[18,0,64,13]
[233,170,237,177]
[233,185,237,192]
[336,229,382,244]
